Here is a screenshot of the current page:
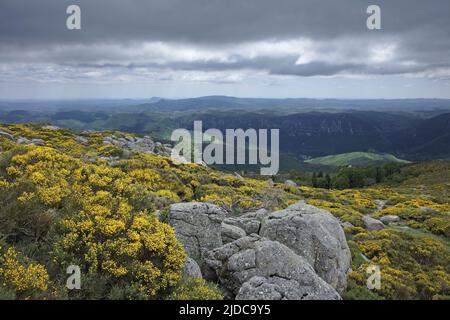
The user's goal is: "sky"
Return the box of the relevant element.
[0,0,450,100]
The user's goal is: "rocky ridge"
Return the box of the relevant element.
[0,126,172,158]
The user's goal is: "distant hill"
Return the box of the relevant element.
[135,96,450,114]
[305,152,410,167]
[1,98,450,161]
[392,113,450,159]
[186,111,421,157]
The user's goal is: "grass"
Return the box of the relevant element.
[305,152,410,167]
[389,224,450,247]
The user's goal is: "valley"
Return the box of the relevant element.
[1,97,450,168]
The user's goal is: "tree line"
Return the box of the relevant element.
[311,162,407,189]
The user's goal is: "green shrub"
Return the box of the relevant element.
[167,277,223,300]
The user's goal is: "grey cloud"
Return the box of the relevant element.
[0,0,449,81]
[271,62,363,77]
[1,0,449,45]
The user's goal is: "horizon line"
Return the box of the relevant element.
[1,95,450,102]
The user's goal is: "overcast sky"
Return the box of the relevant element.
[0,0,449,99]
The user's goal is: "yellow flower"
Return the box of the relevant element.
[0,247,49,293]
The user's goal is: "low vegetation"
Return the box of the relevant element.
[0,123,448,300]
[305,152,410,167]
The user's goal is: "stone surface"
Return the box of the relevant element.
[363,215,385,230]
[102,134,171,157]
[168,202,226,269]
[221,223,246,244]
[379,215,400,224]
[259,201,351,294]
[223,208,269,235]
[341,221,355,229]
[205,234,341,300]
[420,207,439,215]
[284,180,297,187]
[183,257,203,279]
[42,125,60,130]
[374,200,387,212]
[0,131,14,140]
[16,137,30,144]
[15,137,45,146]
[30,139,45,146]
[75,136,89,145]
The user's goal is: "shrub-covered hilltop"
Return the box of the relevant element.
[0,123,449,300]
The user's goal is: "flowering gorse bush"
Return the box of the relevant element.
[0,247,49,299]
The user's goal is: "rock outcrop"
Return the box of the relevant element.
[169,201,352,300]
[75,136,89,145]
[341,221,355,229]
[168,202,225,269]
[16,137,30,144]
[374,199,387,212]
[102,134,171,157]
[221,223,246,244]
[42,125,60,130]
[379,215,400,224]
[204,234,341,300]
[284,180,297,187]
[363,216,385,230]
[259,201,351,294]
[16,137,45,146]
[30,138,45,146]
[223,208,269,235]
[0,131,14,140]
[183,257,203,279]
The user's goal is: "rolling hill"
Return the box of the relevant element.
[1,98,450,161]
[305,152,411,167]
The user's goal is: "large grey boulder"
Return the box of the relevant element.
[205,234,340,300]
[221,223,246,244]
[223,208,269,235]
[42,125,60,130]
[363,216,385,230]
[284,180,297,187]
[102,134,171,157]
[0,131,14,140]
[341,221,355,229]
[259,201,351,294]
[379,215,400,224]
[168,202,226,269]
[17,137,30,144]
[30,139,45,146]
[183,257,203,279]
[237,275,339,300]
[242,208,270,221]
[75,136,89,145]
[16,137,44,146]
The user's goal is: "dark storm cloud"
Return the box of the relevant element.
[0,0,371,44]
[1,0,449,44]
[0,0,449,80]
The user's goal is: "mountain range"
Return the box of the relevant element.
[1,96,450,162]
